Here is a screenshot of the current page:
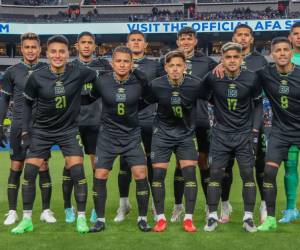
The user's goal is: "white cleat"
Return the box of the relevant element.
[40,209,57,223]
[204,217,218,232]
[113,204,132,222]
[4,210,18,225]
[170,204,185,222]
[219,202,233,224]
[243,218,257,233]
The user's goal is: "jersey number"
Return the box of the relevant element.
[280,96,288,109]
[55,96,67,109]
[172,106,183,118]
[227,98,237,111]
[117,103,125,116]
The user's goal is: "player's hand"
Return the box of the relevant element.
[21,131,30,151]
[252,129,259,156]
[212,63,225,79]
[0,126,8,148]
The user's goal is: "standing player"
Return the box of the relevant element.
[257,37,300,231]
[62,31,112,223]
[89,46,151,233]
[0,33,55,226]
[114,30,162,222]
[148,50,201,232]
[11,35,96,234]
[276,22,300,223]
[214,24,269,223]
[203,42,261,232]
[168,27,218,222]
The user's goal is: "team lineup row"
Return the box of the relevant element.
[0,23,300,234]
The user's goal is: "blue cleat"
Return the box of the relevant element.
[278,208,299,223]
[90,209,97,223]
[65,207,76,223]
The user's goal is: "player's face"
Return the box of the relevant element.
[176,34,197,55]
[21,39,41,64]
[221,50,243,73]
[164,57,186,81]
[271,42,293,67]
[127,34,148,55]
[47,42,69,70]
[232,28,253,50]
[112,52,133,77]
[76,35,96,58]
[289,27,300,50]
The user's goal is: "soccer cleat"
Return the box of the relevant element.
[278,208,299,223]
[113,204,132,222]
[76,216,89,234]
[40,209,57,223]
[89,220,105,233]
[204,217,218,232]
[170,205,185,222]
[219,202,232,224]
[257,216,277,231]
[183,219,197,232]
[243,218,257,233]
[4,210,18,225]
[153,219,167,232]
[90,209,97,223]
[137,220,152,232]
[11,218,33,234]
[65,207,76,223]
[259,203,268,224]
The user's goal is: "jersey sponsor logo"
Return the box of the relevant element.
[54,81,65,96]
[171,91,181,105]
[228,89,238,98]
[279,85,289,95]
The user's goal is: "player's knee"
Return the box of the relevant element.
[181,165,196,181]
[209,168,224,183]
[39,161,49,172]
[240,167,255,183]
[152,167,167,182]
[24,163,39,183]
[69,164,85,181]
[132,166,147,180]
[11,160,24,171]
[94,168,109,179]
[264,163,279,183]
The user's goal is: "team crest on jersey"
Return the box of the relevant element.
[171,91,181,105]
[228,88,238,98]
[55,81,65,96]
[241,61,247,70]
[116,88,126,102]
[185,60,192,75]
[133,63,139,70]
[279,85,289,95]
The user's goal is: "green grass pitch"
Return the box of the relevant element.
[0,151,300,250]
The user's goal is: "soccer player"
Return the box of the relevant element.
[257,37,300,231]
[276,22,300,223]
[62,31,112,223]
[148,50,201,232]
[203,42,261,232]
[168,27,218,222]
[114,30,162,222]
[214,24,269,223]
[11,35,96,234]
[88,46,151,233]
[0,32,55,226]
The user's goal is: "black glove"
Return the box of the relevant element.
[0,126,7,148]
[252,130,259,156]
[21,132,30,151]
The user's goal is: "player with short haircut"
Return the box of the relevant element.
[114,30,162,222]
[88,46,151,233]
[168,27,218,222]
[11,35,97,234]
[62,31,112,224]
[257,37,300,231]
[148,50,202,232]
[0,32,55,226]
[214,23,269,223]
[203,42,261,232]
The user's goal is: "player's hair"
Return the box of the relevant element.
[164,50,186,64]
[233,24,253,35]
[290,22,300,33]
[221,42,242,54]
[112,46,132,59]
[271,37,292,50]
[47,35,69,47]
[20,32,40,45]
[77,31,95,42]
[127,30,146,42]
[177,27,196,38]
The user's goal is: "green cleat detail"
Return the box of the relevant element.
[11,218,33,234]
[76,216,89,234]
[257,216,277,231]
